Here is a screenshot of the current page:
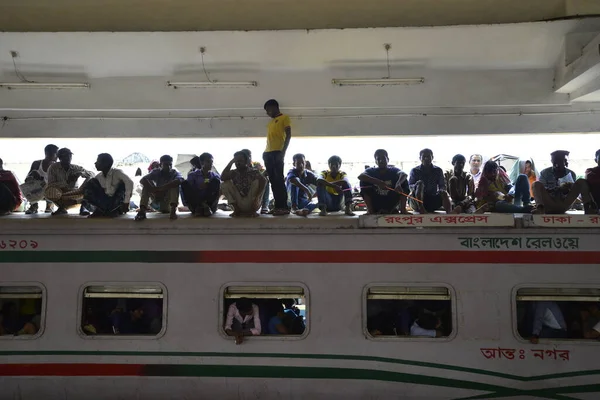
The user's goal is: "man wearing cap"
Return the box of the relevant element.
[83,153,134,218]
[44,148,95,216]
[135,154,183,221]
[532,150,596,214]
[585,149,600,212]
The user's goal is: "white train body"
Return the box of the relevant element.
[1,214,599,400]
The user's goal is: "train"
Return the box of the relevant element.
[1,212,599,400]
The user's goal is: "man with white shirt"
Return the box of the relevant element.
[83,153,134,218]
[224,298,261,345]
[469,154,483,189]
[529,301,567,343]
[410,312,442,338]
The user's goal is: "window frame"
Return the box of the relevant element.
[77,281,167,340]
[0,282,47,340]
[363,282,457,342]
[512,283,600,345]
[219,281,309,341]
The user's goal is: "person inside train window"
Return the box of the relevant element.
[469,154,484,189]
[267,302,289,335]
[585,149,600,210]
[475,160,533,213]
[410,311,442,338]
[358,149,409,214]
[221,150,267,217]
[23,144,58,214]
[180,152,221,217]
[135,154,183,221]
[286,153,319,216]
[110,301,146,335]
[224,298,261,344]
[0,158,24,216]
[241,149,270,214]
[82,153,134,218]
[44,148,95,216]
[0,302,38,336]
[581,302,600,339]
[408,149,452,214]
[263,99,292,216]
[317,155,355,216]
[529,301,568,344]
[444,154,477,214]
[533,150,597,214]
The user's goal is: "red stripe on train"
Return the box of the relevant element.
[0,364,143,376]
[195,250,600,264]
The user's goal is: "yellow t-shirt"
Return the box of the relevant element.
[265,114,291,152]
[320,170,348,195]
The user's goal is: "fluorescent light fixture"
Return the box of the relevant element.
[0,82,90,89]
[332,78,425,86]
[167,81,258,88]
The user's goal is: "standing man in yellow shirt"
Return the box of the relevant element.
[263,99,292,216]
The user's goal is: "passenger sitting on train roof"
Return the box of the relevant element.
[110,301,146,335]
[585,149,600,211]
[410,311,442,338]
[358,149,409,214]
[0,302,38,336]
[509,158,538,200]
[135,154,183,221]
[224,298,261,344]
[180,152,221,217]
[475,160,533,213]
[469,154,484,189]
[82,153,134,218]
[532,150,597,214]
[409,149,452,214]
[317,155,355,216]
[529,301,567,344]
[241,149,270,214]
[263,99,291,216]
[44,148,95,216]
[0,158,24,216]
[221,150,267,218]
[286,153,319,217]
[582,302,600,339]
[444,154,477,214]
[23,144,58,214]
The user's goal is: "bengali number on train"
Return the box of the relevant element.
[376,214,514,227]
[532,215,600,228]
[458,237,579,250]
[480,348,570,361]
[0,239,39,250]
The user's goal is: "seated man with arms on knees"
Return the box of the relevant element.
[23,144,58,214]
[44,148,95,216]
[475,160,533,213]
[241,149,270,214]
[221,151,267,218]
[286,153,319,217]
[135,154,183,221]
[358,149,409,215]
[444,154,478,214]
[83,153,134,218]
[181,152,221,217]
[585,149,600,211]
[317,155,355,216]
[533,150,596,214]
[409,149,452,214]
[224,298,261,345]
[528,301,567,344]
[0,158,23,215]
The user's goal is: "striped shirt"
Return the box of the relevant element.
[47,163,95,190]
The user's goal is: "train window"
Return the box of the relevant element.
[80,285,165,337]
[222,285,307,340]
[365,285,453,339]
[0,285,44,338]
[516,287,600,342]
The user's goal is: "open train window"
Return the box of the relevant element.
[221,284,307,341]
[0,285,44,339]
[515,287,600,342]
[80,284,165,338]
[365,285,453,339]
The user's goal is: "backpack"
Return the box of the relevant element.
[282,310,305,335]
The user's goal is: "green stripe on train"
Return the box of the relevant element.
[2,350,600,383]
